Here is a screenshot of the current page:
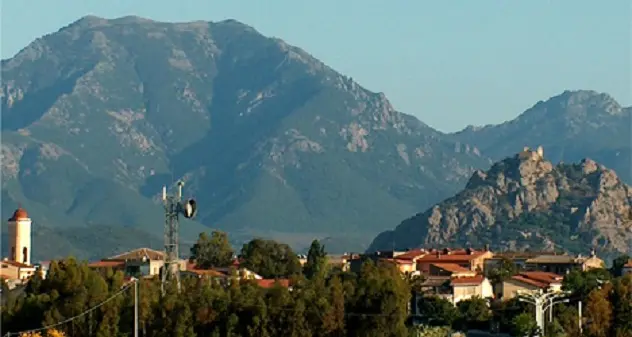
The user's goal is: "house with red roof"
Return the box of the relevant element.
[416,248,493,275]
[502,272,564,300]
[450,275,494,304]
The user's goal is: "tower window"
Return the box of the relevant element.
[11,247,15,261]
[22,247,28,264]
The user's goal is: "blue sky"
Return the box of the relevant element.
[1,0,630,132]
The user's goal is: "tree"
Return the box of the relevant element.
[584,284,613,337]
[512,313,539,337]
[545,319,567,337]
[563,268,611,299]
[240,238,302,278]
[456,297,492,331]
[347,260,410,337]
[611,255,630,277]
[555,304,580,337]
[190,231,234,269]
[610,274,632,337]
[488,257,517,285]
[416,296,458,327]
[303,240,328,280]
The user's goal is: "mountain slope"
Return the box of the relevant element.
[453,90,631,181]
[1,16,490,257]
[368,148,632,257]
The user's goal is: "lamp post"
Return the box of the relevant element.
[123,277,139,337]
[134,277,138,337]
[517,289,570,336]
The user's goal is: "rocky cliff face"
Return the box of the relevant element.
[368,147,632,256]
[0,16,490,257]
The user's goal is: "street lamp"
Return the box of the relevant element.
[517,289,571,336]
[122,277,139,337]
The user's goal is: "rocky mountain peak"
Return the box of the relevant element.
[369,149,632,256]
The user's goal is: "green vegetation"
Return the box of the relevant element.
[2,237,413,337]
[4,233,631,336]
[1,15,491,257]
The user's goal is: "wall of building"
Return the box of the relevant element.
[8,219,32,265]
[501,280,541,300]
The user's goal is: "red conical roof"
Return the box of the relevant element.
[9,208,29,221]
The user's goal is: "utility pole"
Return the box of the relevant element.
[160,180,197,295]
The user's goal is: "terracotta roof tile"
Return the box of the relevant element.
[431,263,472,273]
[451,275,485,286]
[256,279,290,288]
[418,251,486,263]
[185,262,226,277]
[87,261,125,268]
[624,260,632,268]
[509,272,563,289]
[382,258,413,265]
[8,208,29,221]
[395,249,426,260]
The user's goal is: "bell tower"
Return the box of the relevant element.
[8,207,32,265]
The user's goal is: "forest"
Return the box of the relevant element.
[1,231,631,337]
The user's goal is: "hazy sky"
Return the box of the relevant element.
[1,0,630,132]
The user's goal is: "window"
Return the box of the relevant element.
[11,247,15,261]
[22,247,28,264]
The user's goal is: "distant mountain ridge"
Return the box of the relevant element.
[0,15,489,259]
[451,90,632,182]
[369,147,632,257]
[2,16,629,260]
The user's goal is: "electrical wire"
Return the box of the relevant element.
[4,282,135,337]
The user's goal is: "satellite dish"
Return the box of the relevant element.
[182,199,197,218]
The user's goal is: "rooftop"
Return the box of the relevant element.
[510,271,563,289]
[8,207,29,221]
[394,249,426,260]
[450,275,486,286]
[106,248,164,261]
[87,260,125,268]
[255,279,290,289]
[431,263,473,274]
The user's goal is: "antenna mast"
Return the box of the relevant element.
[160,181,197,295]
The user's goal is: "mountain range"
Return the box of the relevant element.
[1,15,630,260]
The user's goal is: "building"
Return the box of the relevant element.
[1,207,37,287]
[0,259,36,283]
[524,252,604,274]
[450,276,494,304]
[502,272,564,300]
[623,260,632,275]
[416,248,494,274]
[429,263,477,278]
[8,208,32,265]
[88,248,187,277]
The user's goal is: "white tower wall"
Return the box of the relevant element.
[8,217,32,265]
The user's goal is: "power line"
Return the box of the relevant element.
[4,282,134,337]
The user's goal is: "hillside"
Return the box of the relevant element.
[452,90,632,182]
[0,15,490,258]
[368,147,632,257]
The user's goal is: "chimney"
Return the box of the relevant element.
[484,244,490,252]
[466,248,473,255]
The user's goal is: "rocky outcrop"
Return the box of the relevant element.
[368,147,632,255]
